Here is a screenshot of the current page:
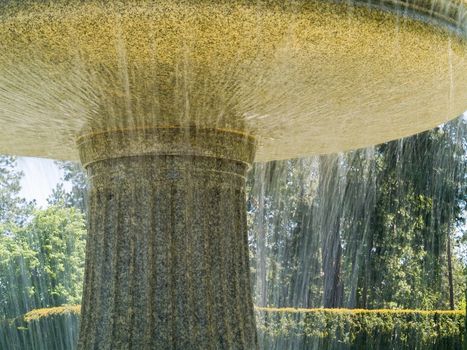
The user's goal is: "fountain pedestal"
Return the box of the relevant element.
[77,128,257,349]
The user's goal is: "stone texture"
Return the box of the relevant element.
[0,0,466,161]
[78,128,257,350]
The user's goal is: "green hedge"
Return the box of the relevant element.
[256,307,466,350]
[0,306,80,350]
[1,306,465,349]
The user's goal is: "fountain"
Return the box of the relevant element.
[0,0,466,348]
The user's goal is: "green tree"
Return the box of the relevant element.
[249,117,467,312]
[0,156,35,319]
[0,156,32,224]
[51,161,87,213]
[0,202,86,318]
[26,206,86,307]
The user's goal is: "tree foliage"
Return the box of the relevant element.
[0,157,86,320]
[249,117,467,311]
[49,161,87,213]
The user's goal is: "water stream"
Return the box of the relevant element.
[0,0,466,349]
[1,116,466,349]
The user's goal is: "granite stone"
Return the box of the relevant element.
[78,128,257,350]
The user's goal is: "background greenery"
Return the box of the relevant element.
[0,118,466,349]
[248,119,467,312]
[1,306,465,350]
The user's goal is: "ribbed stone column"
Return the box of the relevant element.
[76,128,257,350]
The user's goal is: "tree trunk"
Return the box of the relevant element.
[447,235,454,310]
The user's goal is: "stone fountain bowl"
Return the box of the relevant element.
[0,0,466,162]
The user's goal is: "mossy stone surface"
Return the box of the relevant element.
[1,0,466,161]
[78,129,257,349]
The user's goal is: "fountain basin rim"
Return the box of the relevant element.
[75,125,256,145]
[350,0,467,39]
[0,0,466,162]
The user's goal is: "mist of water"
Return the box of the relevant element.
[248,116,467,349]
[0,0,467,349]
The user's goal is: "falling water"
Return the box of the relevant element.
[0,0,466,349]
[249,116,467,349]
[1,116,466,349]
